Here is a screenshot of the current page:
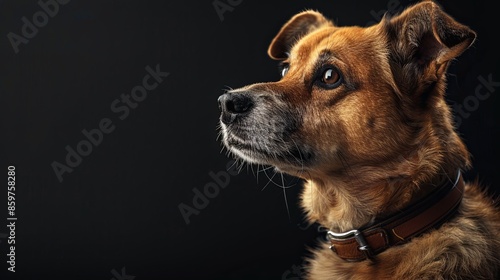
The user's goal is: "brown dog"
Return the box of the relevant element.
[218,1,500,279]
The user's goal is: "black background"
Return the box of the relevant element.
[1,0,498,279]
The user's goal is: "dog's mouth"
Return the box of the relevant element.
[222,128,313,168]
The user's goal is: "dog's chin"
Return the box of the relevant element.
[224,137,313,176]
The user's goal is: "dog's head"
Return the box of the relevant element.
[218,1,475,181]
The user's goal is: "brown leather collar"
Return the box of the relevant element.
[326,170,465,262]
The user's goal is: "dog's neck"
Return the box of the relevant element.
[301,128,469,232]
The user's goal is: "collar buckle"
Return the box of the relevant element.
[327,229,374,259]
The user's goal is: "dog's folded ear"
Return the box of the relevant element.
[268,11,332,60]
[383,0,476,91]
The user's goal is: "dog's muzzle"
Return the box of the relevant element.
[217,89,311,170]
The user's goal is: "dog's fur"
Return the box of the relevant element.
[218,1,500,279]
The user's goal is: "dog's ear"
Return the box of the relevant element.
[268,11,332,60]
[383,1,476,94]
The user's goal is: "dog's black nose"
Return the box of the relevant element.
[218,93,254,124]
[218,93,253,114]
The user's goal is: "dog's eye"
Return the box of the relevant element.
[279,63,290,77]
[281,66,289,77]
[321,68,340,86]
[315,66,342,89]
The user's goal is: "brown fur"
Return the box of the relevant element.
[218,1,500,279]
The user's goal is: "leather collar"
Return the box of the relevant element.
[326,170,465,261]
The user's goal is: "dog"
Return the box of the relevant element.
[217,1,500,279]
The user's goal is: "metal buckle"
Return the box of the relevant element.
[327,229,374,259]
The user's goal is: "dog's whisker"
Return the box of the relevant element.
[439,166,454,184]
[226,158,239,172]
[261,167,296,191]
[281,172,291,221]
[255,164,261,183]
[219,143,227,154]
[236,160,246,174]
[246,163,253,175]
[249,164,256,178]
[261,168,279,191]
[257,165,274,173]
